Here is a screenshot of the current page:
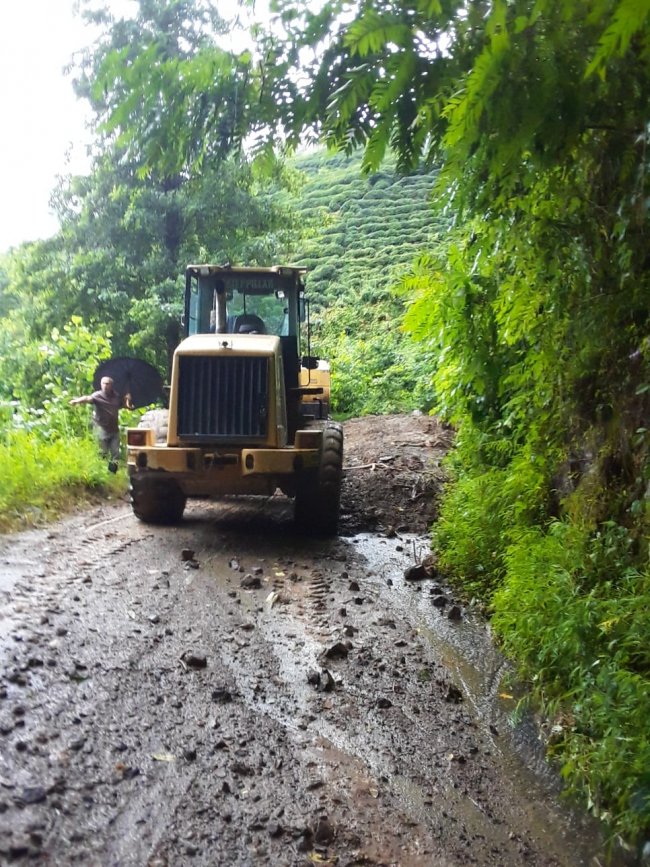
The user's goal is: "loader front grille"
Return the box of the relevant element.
[177,355,269,442]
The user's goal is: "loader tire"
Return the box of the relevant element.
[130,472,186,524]
[295,422,343,536]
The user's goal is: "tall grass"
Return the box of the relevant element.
[491,521,650,845]
[0,427,123,532]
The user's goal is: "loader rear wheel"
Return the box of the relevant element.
[295,422,343,536]
[130,472,186,524]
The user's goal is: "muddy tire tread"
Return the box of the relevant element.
[295,423,343,535]
[130,473,186,524]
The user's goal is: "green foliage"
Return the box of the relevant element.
[77,0,252,175]
[282,149,439,416]
[316,294,436,417]
[491,521,650,843]
[0,429,117,532]
[0,316,112,418]
[432,467,512,596]
[0,316,122,531]
[433,424,560,596]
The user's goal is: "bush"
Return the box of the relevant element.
[0,428,117,531]
[433,466,512,596]
[492,521,650,843]
[432,423,558,594]
[0,315,123,530]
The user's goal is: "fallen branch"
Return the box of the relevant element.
[345,461,395,472]
[392,438,449,448]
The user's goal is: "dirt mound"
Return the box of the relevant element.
[340,413,453,535]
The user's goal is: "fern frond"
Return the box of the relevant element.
[585,0,650,79]
[368,53,416,115]
[327,66,375,124]
[344,8,412,57]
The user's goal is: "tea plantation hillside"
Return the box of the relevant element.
[289,149,441,304]
[284,149,442,416]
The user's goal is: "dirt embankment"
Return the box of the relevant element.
[340,414,452,535]
[0,414,624,867]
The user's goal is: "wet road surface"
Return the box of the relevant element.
[0,497,628,866]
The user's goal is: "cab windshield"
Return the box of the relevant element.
[225,290,289,336]
[185,269,305,339]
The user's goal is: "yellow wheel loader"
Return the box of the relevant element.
[126,265,343,534]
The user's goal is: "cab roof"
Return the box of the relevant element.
[186,264,307,278]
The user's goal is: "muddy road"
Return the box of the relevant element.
[0,417,622,866]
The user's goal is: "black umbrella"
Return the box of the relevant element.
[93,357,164,409]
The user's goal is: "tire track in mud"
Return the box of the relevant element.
[1,513,237,863]
[0,505,153,654]
[161,552,447,867]
[1,507,359,865]
[306,569,333,632]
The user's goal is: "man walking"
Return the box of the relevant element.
[70,377,132,472]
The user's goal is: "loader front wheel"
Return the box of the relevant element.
[130,472,186,524]
[295,422,343,536]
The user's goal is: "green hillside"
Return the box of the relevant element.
[284,149,441,416]
[290,148,439,298]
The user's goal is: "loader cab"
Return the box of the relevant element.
[182,265,327,436]
[184,265,306,343]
